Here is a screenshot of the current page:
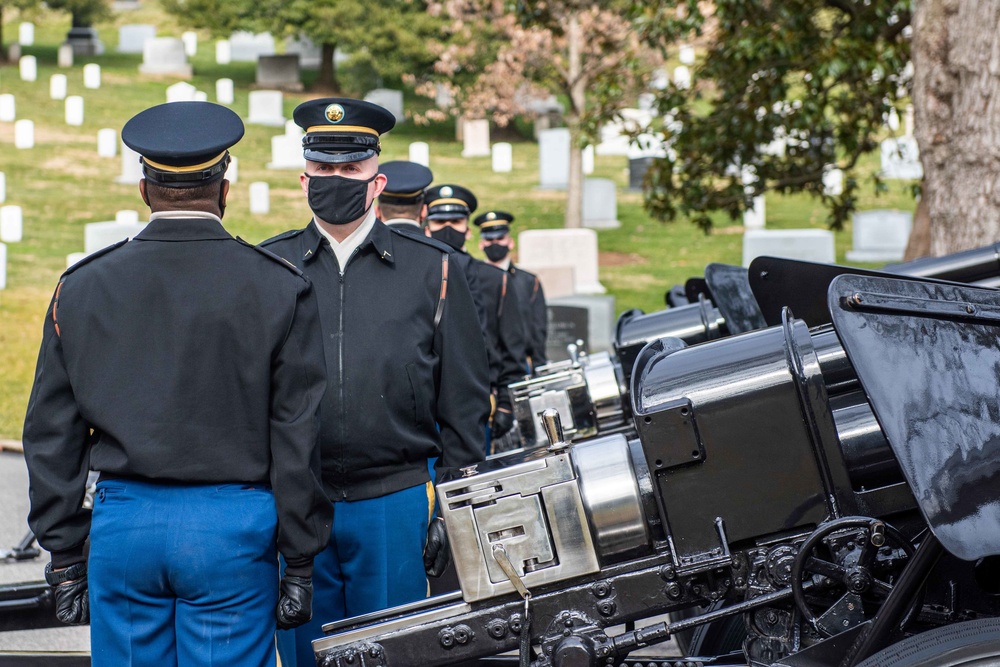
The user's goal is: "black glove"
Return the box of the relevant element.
[44,561,89,625]
[276,575,313,630]
[492,408,515,438]
[423,517,450,578]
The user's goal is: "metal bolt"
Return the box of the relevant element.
[439,628,455,649]
[593,581,611,598]
[369,646,382,658]
[666,582,682,599]
[454,625,473,644]
[508,614,523,633]
[852,292,863,305]
[765,610,778,625]
[659,565,676,581]
[487,619,508,639]
[598,600,617,617]
[967,304,976,314]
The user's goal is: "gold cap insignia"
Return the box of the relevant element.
[487,212,497,220]
[325,104,345,123]
[440,186,453,197]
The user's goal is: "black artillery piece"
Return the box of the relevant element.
[310,257,1000,667]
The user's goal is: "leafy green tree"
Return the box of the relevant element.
[423,0,658,228]
[630,1,912,234]
[162,0,443,94]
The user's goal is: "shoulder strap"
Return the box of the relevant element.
[433,253,449,329]
[52,280,65,337]
[498,272,507,319]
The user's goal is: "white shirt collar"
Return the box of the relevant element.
[149,210,223,223]
[315,206,377,272]
[384,217,421,228]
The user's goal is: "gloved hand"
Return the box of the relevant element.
[276,575,313,630]
[492,408,515,438]
[44,561,89,625]
[423,517,450,578]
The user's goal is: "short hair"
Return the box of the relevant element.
[379,201,423,222]
[145,179,223,209]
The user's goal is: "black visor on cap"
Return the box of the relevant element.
[304,148,378,164]
[481,226,509,240]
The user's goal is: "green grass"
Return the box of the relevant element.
[0,5,918,438]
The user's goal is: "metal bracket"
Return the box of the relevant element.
[845,290,1000,323]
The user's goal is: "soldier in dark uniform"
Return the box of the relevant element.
[21,102,331,667]
[377,161,488,327]
[475,210,549,372]
[260,99,490,667]
[423,185,527,449]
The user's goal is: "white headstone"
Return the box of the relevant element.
[58,44,74,68]
[115,210,139,224]
[435,83,453,109]
[0,95,15,122]
[182,31,198,57]
[216,78,235,105]
[225,156,238,183]
[83,63,101,89]
[0,242,6,290]
[14,119,33,149]
[284,120,302,137]
[461,119,491,158]
[268,134,305,170]
[215,40,231,65]
[65,96,84,126]
[822,168,844,196]
[409,142,430,167]
[846,209,913,262]
[583,144,595,175]
[904,104,915,137]
[492,142,513,173]
[18,23,34,47]
[139,38,192,77]
[118,24,156,54]
[249,182,270,214]
[19,55,37,82]
[229,31,275,62]
[679,44,695,66]
[166,81,197,103]
[248,90,286,126]
[582,178,619,229]
[193,90,208,102]
[673,65,691,90]
[742,229,835,267]
[518,228,606,295]
[743,196,766,230]
[0,173,5,203]
[0,206,23,242]
[97,128,117,157]
[67,252,88,268]
[256,55,302,91]
[50,74,68,100]
[117,141,143,184]
[886,107,900,132]
[85,221,147,253]
[880,137,922,180]
[539,128,571,189]
[364,88,404,123]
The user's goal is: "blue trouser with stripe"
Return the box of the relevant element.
[88,479,279,667]
[276,482,431,667]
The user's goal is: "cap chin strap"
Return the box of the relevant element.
[142,154,230,188]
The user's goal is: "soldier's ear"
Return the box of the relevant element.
[138,179,150,207]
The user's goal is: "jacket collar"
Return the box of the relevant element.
[134,216,232,242]
[301,219,395,265]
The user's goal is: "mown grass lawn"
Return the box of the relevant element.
[0,5,917,439]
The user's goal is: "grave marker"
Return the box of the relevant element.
[492,142,513,173]
[117,141,143,184]
[880,137,923,180]
[409,142,430,167]
[229,32,275,62]
[18,23,34,47]
[116,210,139,224]
[538,128,570,189]
[742,229,835,267]
[0,95,15,122]
[461,119,491,158]
[846,210,913,263]
[19,55,37,82]
[247,90,286,126]
[0,206,23,242]
[582,178,620,229]
[364,88,405,123]
[85,220,146,254]
[139,38,192,77]
[249,182,270,214]
[166,81,197,103]
[58,44,74,68]
[83,64,101,89]
[255,55,302,91]
[98,129,118,157]
[0,173,5,203]
[743,195,766,230]
[50,74,68,100]
[268,134,305,169]
[518,228,606,295]
[216,40,231,65]
[0,242,6,290]
[225,156,238,183]
[14,120,33,149]
[66,96,84,126]
[182,31,198,57]
[679,44,695,65]
[216,78,235,105]
[673,65,691,90]
[118,24,156,54]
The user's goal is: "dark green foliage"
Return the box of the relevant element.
[631,1,912,232]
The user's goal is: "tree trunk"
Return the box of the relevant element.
[311,42,341,95]
[912,0,1000,255]
[0,7,6,65]
[904,196,932,260]
[564,12,585,229]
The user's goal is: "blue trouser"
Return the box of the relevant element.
[276,483,431,667]
[89,479,278,667]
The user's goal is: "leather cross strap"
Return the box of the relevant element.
[433,254,449,329]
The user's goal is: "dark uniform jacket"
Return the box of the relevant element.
[261,220,490,502]
[22,216,332,570]
[508,263,548,369]
[470,258,527,412]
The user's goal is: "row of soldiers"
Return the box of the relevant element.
[21,96,549,667]
[377,161,549,445]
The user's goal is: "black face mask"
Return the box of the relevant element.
[430,226,467,251]
[306,173,377,225]
[483,243,510,262]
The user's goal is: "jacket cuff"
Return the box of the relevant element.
[50,544,87,569]
[283,557,314,578]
